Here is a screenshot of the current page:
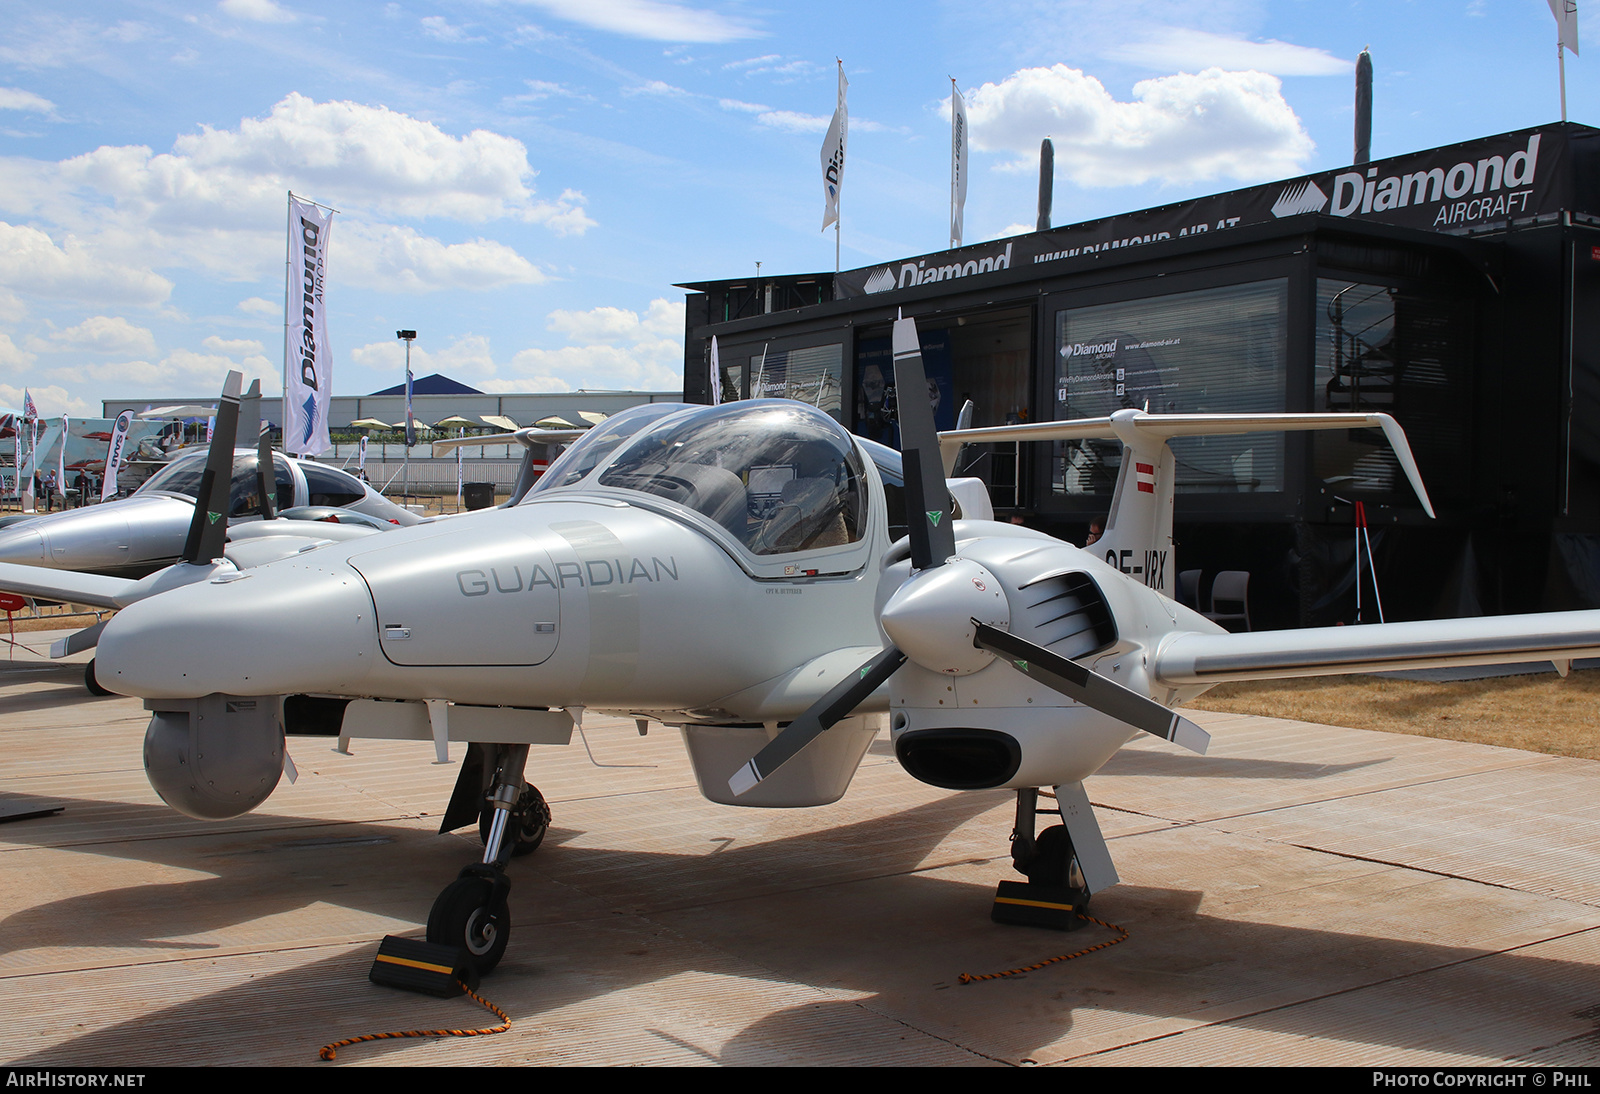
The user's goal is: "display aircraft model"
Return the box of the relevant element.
[0,374,397,692]
[0,411,418,579]
[88,317,1600,977]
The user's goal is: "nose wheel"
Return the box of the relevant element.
[427,866,512,975]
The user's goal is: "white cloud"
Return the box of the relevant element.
[626,79,692,98]
[721,55,819,82]
[35,315,157,356]
[420,16,482,42]
[0,383,89,416]
[351,333,501,383]
[336,223,550,293]
[511,79,589,103]
[755,110,829,133]
[0,94,588,294]
[202,335,265,356]
[1105,29,1353,76]
[718,98,769,114]
[218,0,298,23]
[0,88,55,114]
[237,296,276,316]
[0,222,173,306]
[0,333,37,373]
[152,93,553,223]
[510,298,683,390]
[511,0,762,43]
[83,346,277,396]
[347,299,684,393]
[962,64,1315,186]
[16,92,579,236]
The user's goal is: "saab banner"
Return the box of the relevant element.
[101,411,134,501]
[836,123,1595,299]
[284,194,334,457]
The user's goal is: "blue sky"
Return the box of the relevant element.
[0,0,1588,417]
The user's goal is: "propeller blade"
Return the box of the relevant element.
[891,317,956,570]
[239,379,276,520]
[972,620,1210,754]
[179,371,243,565]
[728,645,907,797]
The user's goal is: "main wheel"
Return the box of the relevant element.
[479,785,550,860]
[1020,825,1073,886]
[427,876,510,975]
[84,659,111,696]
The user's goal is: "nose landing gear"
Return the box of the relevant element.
[428,743,544,975]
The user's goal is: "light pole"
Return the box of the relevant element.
[397,330,416,503]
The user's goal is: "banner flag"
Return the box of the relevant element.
[1550,0,1579,54]
[710,335,722,406]
[404,365,416,448]
[21,417,35,512]
[23,389,36,421]
[57,416,66,500]
[820,63,848,231]
[102,410,133,501]
[456,432,463,504]
[951,81,968,248]
[284,194,334,457]
[357,433,368,473]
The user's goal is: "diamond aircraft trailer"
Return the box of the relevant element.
[92,318,1600,975]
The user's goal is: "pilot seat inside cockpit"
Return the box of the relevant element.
[595,402,867,556]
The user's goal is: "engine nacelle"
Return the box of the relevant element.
[143,693,285,819]
[892,703,1139,790]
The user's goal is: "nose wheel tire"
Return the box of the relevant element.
[85,659,112,696]
[479,785,550,861]
[427,874,511,975]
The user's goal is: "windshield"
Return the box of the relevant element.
[526,403,686,495]
[596,401,866,555]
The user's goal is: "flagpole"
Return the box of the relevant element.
[1560,38,1568,121]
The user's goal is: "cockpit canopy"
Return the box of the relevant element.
[528,401,869,556]
[138,449,296,516]
[137,449,376,518]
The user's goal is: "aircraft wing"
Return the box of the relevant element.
[431,427,585,456]
[1153,609,1600,685]
[0,560,134,610]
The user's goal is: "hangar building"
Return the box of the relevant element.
[679,122,1600,629]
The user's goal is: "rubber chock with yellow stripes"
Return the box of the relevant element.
[369,935,482,997]
[990,879,1092,931]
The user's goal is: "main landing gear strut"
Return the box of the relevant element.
[426,743,550,975]
[991,787,1093,930]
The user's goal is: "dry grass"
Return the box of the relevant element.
[0,602,109,634]
[1186,671,1600,761]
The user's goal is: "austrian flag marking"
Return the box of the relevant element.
[1135,462,1156,494]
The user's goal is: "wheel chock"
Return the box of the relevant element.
[369,935,481,997]
[990,879,1091,931]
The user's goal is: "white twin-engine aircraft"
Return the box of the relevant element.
[92,317,1600,975]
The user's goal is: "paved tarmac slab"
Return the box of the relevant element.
[0,633,1597,1067]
